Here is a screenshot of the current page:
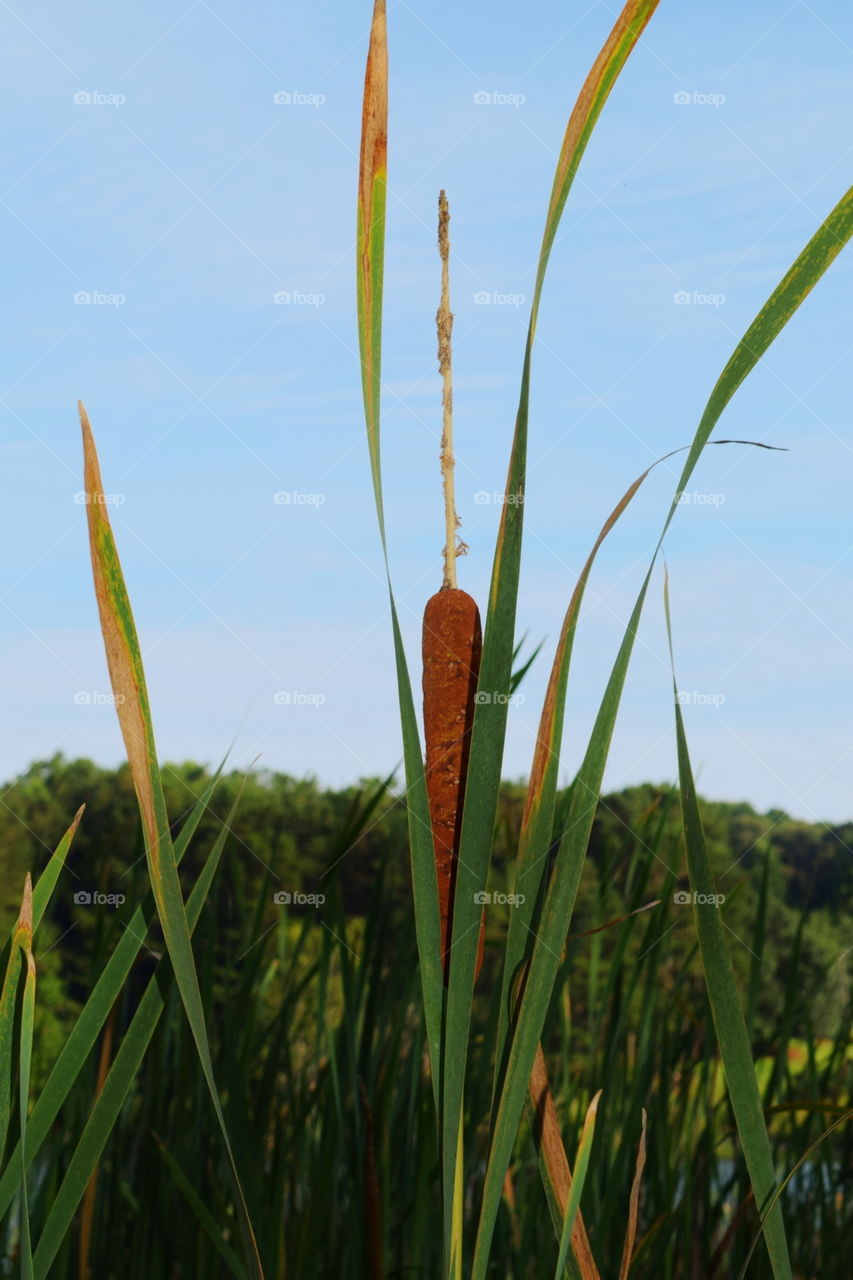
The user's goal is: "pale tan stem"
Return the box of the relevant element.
[437,190,465,589]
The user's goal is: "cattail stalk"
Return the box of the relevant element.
[423,191,484,983]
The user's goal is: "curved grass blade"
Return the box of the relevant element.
[510,634,545,695]
[444,3,660,1262]
[737,1108,853,1279]
[664,572,791,1279]
[0,763,225,1217]
[0,873,44,1174]
[0,806,84,983]
[0,811,83,1168]
[32,776,245,1278]
[553,1091,601,1279]
[493,445,688,1112]
[0,934,22,1166]
[355,0,444,1103]
[528,1043,599,1279]
[16,877,35,1280]
[77,1001,116,1279]
[617,1109,647,1280]
[473,182,853,1279]
[153,1134,249,1280]
[79,403,262,1279]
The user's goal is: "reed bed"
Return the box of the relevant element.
[0,0,850,1275]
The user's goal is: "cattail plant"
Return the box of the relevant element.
[0,0,848,1275]
[422,191,484,984]
[355,0,853,1276]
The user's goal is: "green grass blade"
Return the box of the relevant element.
[79,403,262,1279]
[153,1134,249,1280]
[32,778,244,1278]
[494,448,683,1112]
[0,806,83,986]
[737,1108,853,1279]
[553,1091,601,1280]
[618,1108,647,1280]
[0,939,22,1167]
[663,572,792,1279]
[355,0,443,1105]
[1,871,46,1173]
[16,878,35,1280]
[30,807,84,935]
[527,1044,598,1277]
[0,811,83,1164]
[445,2,660,1263]
[0,764,225,1217]
[473,181,853,1279]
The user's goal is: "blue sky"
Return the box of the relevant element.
[2,0,853,821]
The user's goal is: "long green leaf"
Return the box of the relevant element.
[355,0,444,1107]
[473,182,853,1278]
[444,2,660,1265]
[153,1134,249,1280]
[32,776,245,1277]
[0,931,22,1167]
[79,403,262,1279]
[553,1092,601,1279]
[16,877,35,1280]
[494,446,684,1113]
[0,805,83,1000]
[664,571,791,1279]
[0,764,223,1216]
[737,1108,853,1279]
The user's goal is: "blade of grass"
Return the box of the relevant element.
[528,1043,599,1279]
[737,1107,853,1279]
[473,182,853,1278]
[617,1109,647,1280]
[32,775,246,1278]
[355,0,444,1108]
[79,403,262,1279]
[153,1134,249,1280]
[78,1001,117,1278]
[444,3,660,1264]
[0,806,83,992]
[664,570,792,1279]
[0,760,225,1217]
[0,927,23,1166]
[494,446,687,1115]
[553,1091,601,1279]
[16,876,35,1280]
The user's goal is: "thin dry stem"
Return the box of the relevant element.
[437,190,466,588]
